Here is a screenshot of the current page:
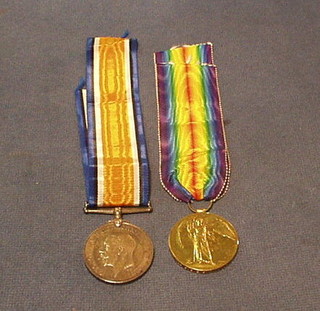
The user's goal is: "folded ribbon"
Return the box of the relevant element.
[76,37,150,207]
[155,43,229,203]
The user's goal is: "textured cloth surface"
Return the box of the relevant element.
[0,1,319,310]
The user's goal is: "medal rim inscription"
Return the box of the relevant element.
[84,221,154,284]
[168,212,239,273]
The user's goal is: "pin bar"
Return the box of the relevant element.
[84,202,153,215]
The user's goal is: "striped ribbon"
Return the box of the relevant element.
[155,43,229,203]
[75,37,150,207]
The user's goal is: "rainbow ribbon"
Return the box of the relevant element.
[155,43,229,203]
[75,37,150,207]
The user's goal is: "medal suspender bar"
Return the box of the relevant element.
[76,37,153,283]
[155,43,239,272]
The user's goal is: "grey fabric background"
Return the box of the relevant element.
[0,1,319,310]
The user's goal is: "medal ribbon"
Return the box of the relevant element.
[155,43,229,203]
[76,37,150,207]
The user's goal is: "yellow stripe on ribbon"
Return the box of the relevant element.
[171,45,210,200]
[94,37,140,206]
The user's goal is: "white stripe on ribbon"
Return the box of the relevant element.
[93,38,105,206]
[81,89,88,129]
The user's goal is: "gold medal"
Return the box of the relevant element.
[169,212,239,272]
[155,43,240,273]
[84,211,154,284]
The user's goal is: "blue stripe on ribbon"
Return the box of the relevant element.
[85,38,97,206]
[75,78,90,200]
[130,38,150,206]
[202,65,219,200]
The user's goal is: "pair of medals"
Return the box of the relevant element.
[75,36,239,283]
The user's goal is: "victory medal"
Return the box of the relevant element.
[154,42,239,272]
